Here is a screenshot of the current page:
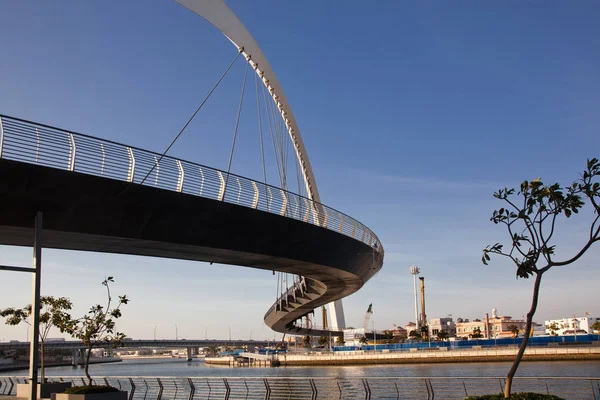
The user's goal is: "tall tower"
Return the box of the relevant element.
[409,266,420,328]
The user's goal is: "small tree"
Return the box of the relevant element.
[205,346,219,357]
[470,327,483,339]
[548,322,559,336]
[0,297,74,382]
[419,325,429,340]
[317,336,328,347]
[591,321,600,334]
[508,325,520,338]
[482,158,600,398]
[69,277,129,386]
[335,336,345,346]
[408,330,421,340]
[358,336,368,345]
[437,330,449,341]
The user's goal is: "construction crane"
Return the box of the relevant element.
[362,303,373,332]
[322,306,328,330]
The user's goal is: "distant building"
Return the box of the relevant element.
[429,318,456,338]
[456,320,486,339]
[391,325,407,338]
[544,316,599,335]
[488,315,527,338]
[404,322,417,335]
[456,312,526,339]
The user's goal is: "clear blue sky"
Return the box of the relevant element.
[1,0,600,341]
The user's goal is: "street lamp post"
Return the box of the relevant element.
[373,319,376,351]
[153,326,157,341]
[204,328,208,340]
[175,325,178,341]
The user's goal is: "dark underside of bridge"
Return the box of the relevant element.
[0,159,381,336]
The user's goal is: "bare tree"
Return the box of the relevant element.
[0,297,74,382]
[482,158,600,398]
[68,277,129,386]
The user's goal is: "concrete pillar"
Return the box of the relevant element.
[186,347,192,361]
[72,349,79,366]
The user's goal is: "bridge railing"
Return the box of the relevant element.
[0,115,383,255]
[1,375,598,399]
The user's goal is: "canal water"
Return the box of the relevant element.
[2,357,598,378]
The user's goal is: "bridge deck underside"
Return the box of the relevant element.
[0,160,380,336]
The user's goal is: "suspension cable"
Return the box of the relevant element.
[255,73,268,209]
[139,50,243,186]
[262,85,283,187]
[223,61,250,195]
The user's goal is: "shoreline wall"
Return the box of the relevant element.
[204,347,600,367]
[279,347,600,366]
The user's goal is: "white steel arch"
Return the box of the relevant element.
[173,0,346,330]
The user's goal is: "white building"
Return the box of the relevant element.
[429,318,456,338]
[544,316,599,335]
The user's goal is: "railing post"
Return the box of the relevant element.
[176,160,184,192]
[217,171,226,201]
[267,187,273,213]
[303,198,310,222]
[251,181,259,209]
[280,190,287,216]
[35,128,40,163]
[338,212,344,233]
[128,378,135,400]
[157,378,163,400]
[68,133,76,171]
[154,156,160,186]
[237,177,242,204]
[309,379,317,400]
[263,378,270,400]
[126,147,135,182]
[187,378,195,400]
[362,379,371,400]
[198,167,205,196]
[100,143,106,175]
[223,378,230,400]
[0,116,4,158]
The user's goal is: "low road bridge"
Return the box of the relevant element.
[0,339,270,350]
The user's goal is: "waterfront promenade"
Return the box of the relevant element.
[207,345,600,366]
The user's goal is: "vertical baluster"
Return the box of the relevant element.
[176,160,184,192]
[217,171,226,201]
[198,167,204,196]
[100,143,106,175]
[68,133,76,171]
[251,181,259,209]
[126,147,135,182]
[0,116,4,158]
[280,190,287,216]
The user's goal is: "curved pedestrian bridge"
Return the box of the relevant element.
[0,115,384,336]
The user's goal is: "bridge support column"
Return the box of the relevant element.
[186,347,192,361]
[328,300,346,331]
[29,212,43,400]
[72,349,79,366]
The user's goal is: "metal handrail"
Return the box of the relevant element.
[1,375,598,399]
[0,114,383,255]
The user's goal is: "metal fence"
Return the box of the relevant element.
[1,376,599,399]
[0,115,383,256]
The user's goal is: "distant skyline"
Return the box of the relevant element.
[1,0,600,341]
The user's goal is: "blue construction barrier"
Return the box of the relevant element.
[332,334,600,352]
